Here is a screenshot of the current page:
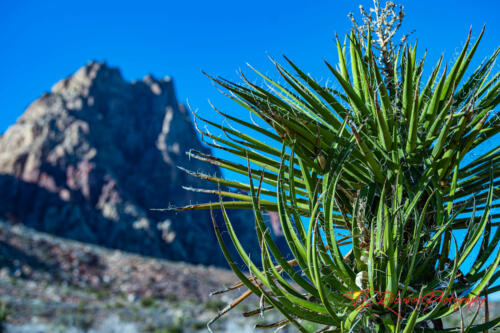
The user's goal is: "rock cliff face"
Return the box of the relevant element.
[0,61,265,266]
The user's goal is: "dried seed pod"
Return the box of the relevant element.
[317,153,327,170]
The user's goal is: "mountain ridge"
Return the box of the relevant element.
[0,61,265,267]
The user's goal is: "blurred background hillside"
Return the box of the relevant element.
[0,0,499,332]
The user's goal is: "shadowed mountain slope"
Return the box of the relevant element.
[0,62,274,266]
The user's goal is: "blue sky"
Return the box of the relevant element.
[1,0,499,299]
[1,0,499,133]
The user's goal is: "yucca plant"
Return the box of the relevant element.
[165,1,500,331]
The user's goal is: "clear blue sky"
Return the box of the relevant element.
[1,0,499,134]
[1,0,499,299]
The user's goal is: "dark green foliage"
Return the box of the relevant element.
[170,4,500,332]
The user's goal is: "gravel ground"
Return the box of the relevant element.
[0,222,293,333]
[0,222,497,332]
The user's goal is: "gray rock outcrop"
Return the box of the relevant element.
[0,61,265,266]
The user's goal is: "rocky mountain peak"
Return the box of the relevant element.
[52,61,125,95]
[0,62,264,266]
